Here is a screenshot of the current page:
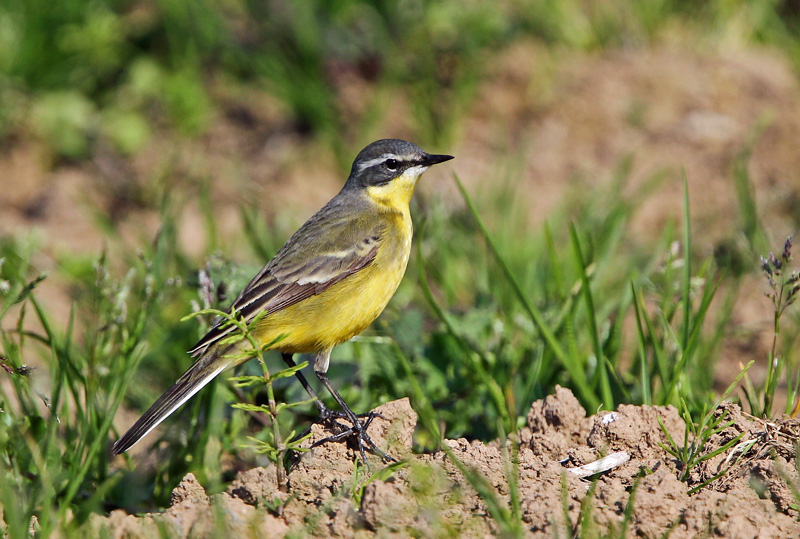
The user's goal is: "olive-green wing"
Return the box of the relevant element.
[189,209,383,356]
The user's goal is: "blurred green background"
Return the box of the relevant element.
[2,0,800,534]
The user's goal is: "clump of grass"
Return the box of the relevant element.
[0,239,161,535]
[659,361,753,493]
[630,176,729,411]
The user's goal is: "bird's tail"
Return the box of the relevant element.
[111,348,232,455]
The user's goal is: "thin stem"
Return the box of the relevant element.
[765,270,785,418]
[245,329,286,490]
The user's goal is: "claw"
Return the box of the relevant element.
[290,407,395,464]
[310,410,395,465]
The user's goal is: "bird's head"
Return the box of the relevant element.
[345,139,453,209]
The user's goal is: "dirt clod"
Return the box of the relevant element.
[169,473,207,507]
[227,465,281,506]
[522,384,593,461]
[587,403,684,463]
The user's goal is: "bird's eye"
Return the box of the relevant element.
[384,159,399,171]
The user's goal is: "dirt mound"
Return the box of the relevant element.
[90,390,800,537]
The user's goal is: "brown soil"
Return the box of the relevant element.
[89,390,800,538]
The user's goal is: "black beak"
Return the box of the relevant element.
[420,153,454,167]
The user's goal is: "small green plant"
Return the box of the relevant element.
[615,474,643,539]
[348,459,407,506]
[629,175,727,409]
[182,306,312,490]
[658,361,753,493]
[742,237,800,418]
[575,478,600,538]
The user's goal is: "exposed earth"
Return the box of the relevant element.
[90,389,800,537]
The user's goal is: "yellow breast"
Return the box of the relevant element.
[254,209,413,354]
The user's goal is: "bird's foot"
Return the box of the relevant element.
[311,408,395,465]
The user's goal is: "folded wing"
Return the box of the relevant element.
[189,216,383,357]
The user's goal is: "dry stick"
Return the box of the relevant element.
[565,452,631,479]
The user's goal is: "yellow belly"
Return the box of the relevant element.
[252,214,412,354]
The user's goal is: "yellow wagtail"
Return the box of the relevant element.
[112,139,453,459]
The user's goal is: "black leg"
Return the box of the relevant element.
[281,353,324,413]
[281,353,349,426]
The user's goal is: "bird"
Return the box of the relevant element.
[112,139,454,460]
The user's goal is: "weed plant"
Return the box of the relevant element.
[742,237,800,417]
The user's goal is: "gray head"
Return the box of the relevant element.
[344,139,453,190]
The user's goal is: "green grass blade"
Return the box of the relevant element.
[390,340,442,445]
[544,221,565,294]
[453,174,598,410]
[680,171,692,354]
[569,223,612,408]
[443,444,523,538]
[630,283,652,405]
[416,221,511,430]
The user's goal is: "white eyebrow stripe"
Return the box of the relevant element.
[357,153,404,171]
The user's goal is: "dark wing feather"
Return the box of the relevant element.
[189,202,383,356]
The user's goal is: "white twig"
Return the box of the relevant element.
[566,451,630,479]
